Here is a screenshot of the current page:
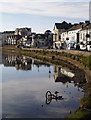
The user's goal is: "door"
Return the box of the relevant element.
[77,33,79,43]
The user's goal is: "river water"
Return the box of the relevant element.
[1,54,85,118]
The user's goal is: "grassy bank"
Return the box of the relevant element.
[2,45,91,119]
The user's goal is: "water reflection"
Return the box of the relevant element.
[2,54,85,118]
[45,91,64,105]
[2,54,50,71]
[54,65,74,83]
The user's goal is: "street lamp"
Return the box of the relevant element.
[66,37,69,49]
[66,30,69,41]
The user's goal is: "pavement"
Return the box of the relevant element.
[55,49,91,56]
[24,48,91,56]
[2,45,91,56]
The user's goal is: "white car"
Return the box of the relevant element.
[87,41,91,51]
[80,41,91,51]
[80,44,86,50]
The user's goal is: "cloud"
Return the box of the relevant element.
[0,0,89,19]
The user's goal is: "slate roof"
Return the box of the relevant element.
[2,31,15,34]
[45,30,52,33]
[68,21,90,31]
[34,34,45,39]
[80,23,91,30]
[55,21,72,30]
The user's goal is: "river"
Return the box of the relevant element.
[1,53,85,118]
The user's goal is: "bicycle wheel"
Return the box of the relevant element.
[46,91,52,104]
[46,91,52,99]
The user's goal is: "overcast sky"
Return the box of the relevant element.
[0,0,90,33]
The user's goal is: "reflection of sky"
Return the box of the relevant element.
[2,62,84,118]
[0,65,2,119]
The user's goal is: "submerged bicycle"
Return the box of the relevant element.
[45,91,64,104]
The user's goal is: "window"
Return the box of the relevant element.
[80,33,82,39]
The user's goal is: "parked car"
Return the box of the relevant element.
[79,42,86,51]
[80,41,91,51]
[25,43,31,48]
[87,41,91,51]
[67,41,75,50]
[80,44,86,51]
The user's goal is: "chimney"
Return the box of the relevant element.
[74,23,78,26]
[69,23,72,25]
[79,22,84,25]
[85,21,90,24]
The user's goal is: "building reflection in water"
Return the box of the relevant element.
[2,54,76,82]
[2,54,84,89]
[2,54,51,72]
[2,54,80,86]
[54,65,75,84]
[15,56,32,70]
[2,54,32,71]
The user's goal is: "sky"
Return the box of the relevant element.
[0,0,90,33]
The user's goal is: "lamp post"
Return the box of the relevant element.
[66,30,69,49]
[66,37,69,49]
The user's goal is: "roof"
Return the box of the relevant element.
[2,31,15,34]
[55,21,72,30]
[68,24,83,31]
[45,30,52,33]
[68,22,90,31]
[34,34,45,39]
[80,23,91,30]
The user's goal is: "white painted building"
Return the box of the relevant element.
[79,23,91,51]
[61,21,90,50]
[66,23,83,49]
[2,31,16,45]
[53,21,72,49]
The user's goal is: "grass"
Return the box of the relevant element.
[67,110,91,119]
[82,56,91,70]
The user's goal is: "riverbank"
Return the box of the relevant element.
[2,45,91,119]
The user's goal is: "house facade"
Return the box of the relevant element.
[53,21,72,49]
[15,27,31,37]
[79,23,91,51]
[2,31,16,45]
[33,34,46,48]
[60,21,91,50]
[0,32,2,46]
[44,30,53,48]
[15,27,33,47]
[32,30,53,48]
[65,23,83,49]
[79,23,91,43]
